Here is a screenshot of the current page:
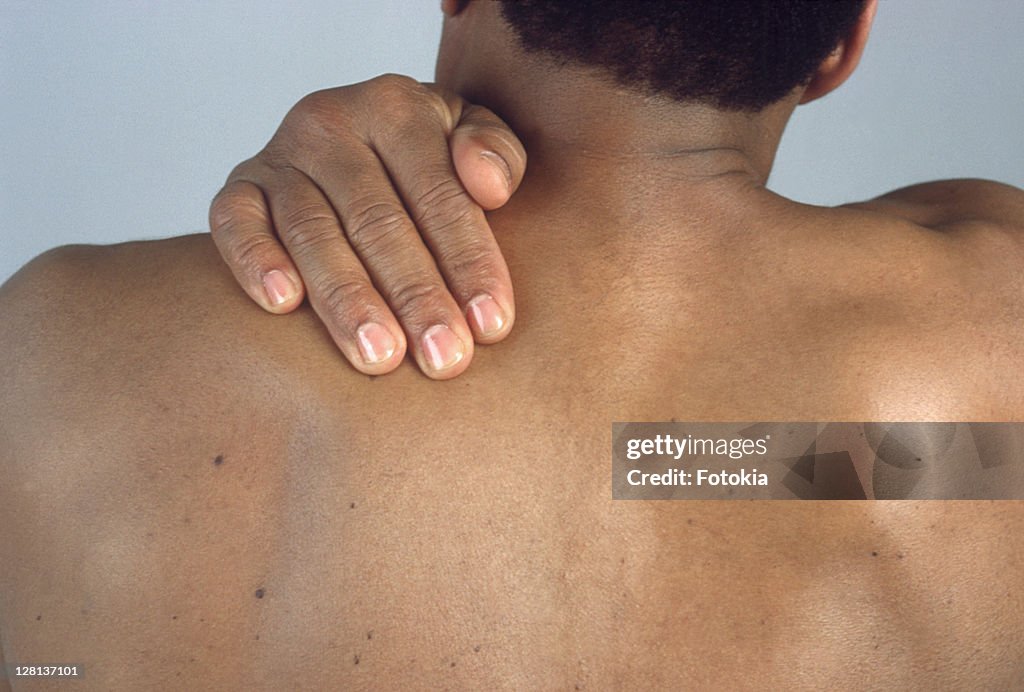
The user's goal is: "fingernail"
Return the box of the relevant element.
[480,150,512,192]
[263,270,296,306]
[467,293,506,338]
[356,322,397,364]
[421,324,465,372]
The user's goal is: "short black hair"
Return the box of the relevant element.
[497,0,867,111]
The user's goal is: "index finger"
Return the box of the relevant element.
[362,83,517,344]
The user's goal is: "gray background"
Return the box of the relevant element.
[2,0,1022,285]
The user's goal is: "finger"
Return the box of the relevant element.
[303,142,476,379]
[260,167,411,375]
[361,87,516,346]
[448,102,527,211]
[209,178,305,313]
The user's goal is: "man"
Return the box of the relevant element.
[2,1,1023,689]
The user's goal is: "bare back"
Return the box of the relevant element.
[3,179,1024,689]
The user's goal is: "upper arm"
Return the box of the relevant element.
[842,178,1024,233]
[0,243,95,380]
[0,246,96,692]
[843,178,1024,313]
[0,244,94,468]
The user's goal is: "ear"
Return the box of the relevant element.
[799,0,878,104]
[441,0,471,16]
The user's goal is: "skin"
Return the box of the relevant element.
[210,79,527,379]
[2,1,1024,689]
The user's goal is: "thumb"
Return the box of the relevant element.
[449,103,527,210]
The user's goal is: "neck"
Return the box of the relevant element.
[434,1,798,187]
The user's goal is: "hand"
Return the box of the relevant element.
[209,74,526,379]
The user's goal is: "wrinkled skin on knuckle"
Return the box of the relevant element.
[365,73,421,94]
[224,157,261,185]
[209,182,268,233]
[420,205,479,242]
[278,205,341,249]
[345,201,411,253]
[410,176,476,231]
[230,235,279,274]
[436,239,499,286]
[387,277,449,322]
[308,273,371,324]
[280,87,357,145]
[362,75,452,138]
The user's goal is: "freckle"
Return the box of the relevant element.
[619,557,625,565]
[473,645,481,653]
[367,630,373,640]
[760,619,765,625]
[255,634,260,640]
[871,551,878,557]
[350,502,356,509]
[254,588,265,599]
[450,661,456,668]
[172,615,178,620]
[897,552,905,559]
[36,614,41,621]
[213,455,224,466]
[686,518,694,525]
[353,654,360,665]
[189,658,195,663]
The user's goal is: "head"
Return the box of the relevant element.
[441,0,875,112]
[498,0,872,111]
[436,0,877,182]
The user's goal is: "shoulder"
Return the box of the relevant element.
[0,234,408,461]
[833,180,1024,316]
[0,235,340,471]
[841,178,1024,233]
[0,237,237,402]
[810,187,1024,418]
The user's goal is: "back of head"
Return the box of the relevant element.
[498,0,866,110]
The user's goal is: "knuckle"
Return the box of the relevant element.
[284,89,354,139]
[438,240,498,282]
[345,201,410,251]
[412,177,474,229]
[231,235,279,273]
[364,75,419,114]
[388,278,449,319]
[369,73,420,94]
[423,205,479,240]
[293,89,338,120]
[364,75,450,130]
[278,204,340,249]
[309,275,373,323]
[225,157,260,184]
[294,88,332,114]
[209,182,268,233]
